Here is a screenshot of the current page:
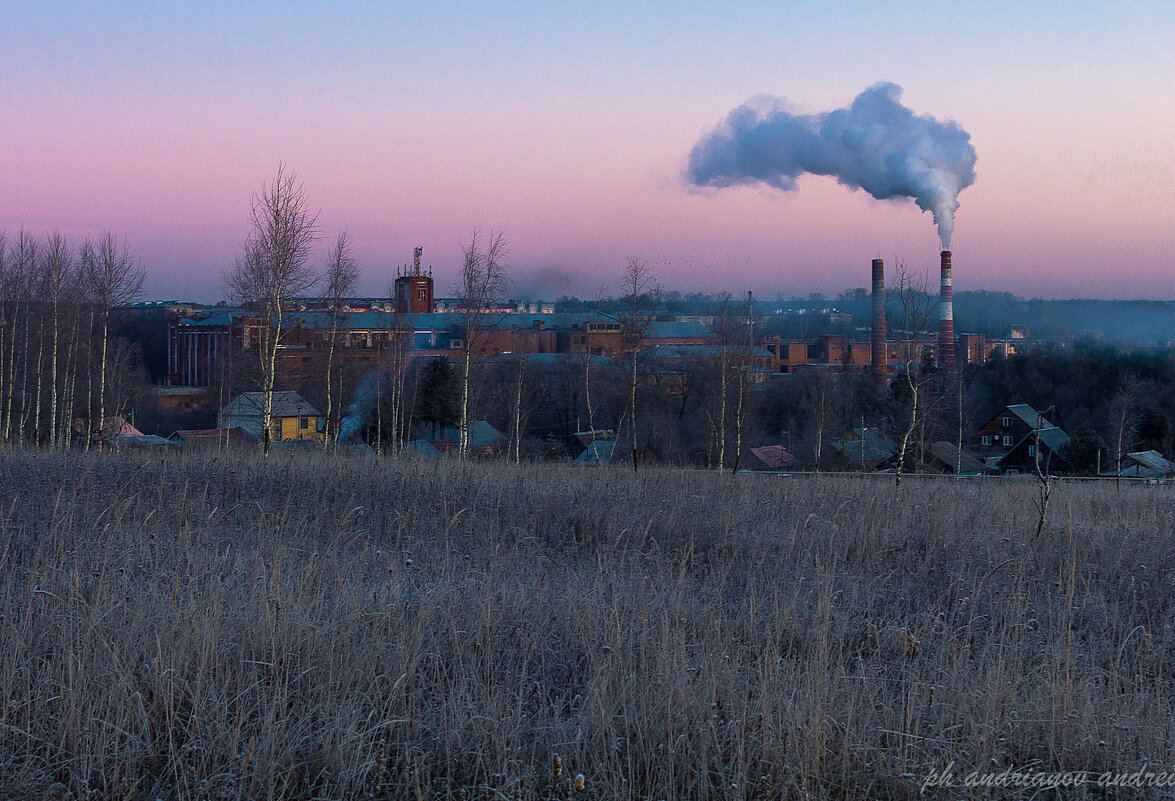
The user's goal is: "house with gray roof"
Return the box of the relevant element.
[973,403,1072,473]
[217,391,322,442]
[409,421,506,456]
[1100,450,1174,479]
[833,428,898,470]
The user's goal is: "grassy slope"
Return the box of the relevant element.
[0,450,1172,799]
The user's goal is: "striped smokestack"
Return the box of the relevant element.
[938,250,955,367]
[871,258,886,387]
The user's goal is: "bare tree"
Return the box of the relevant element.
[456,228,509,459]
[41,232,76,447]
[713,291,758,473]
[730,291,759,474]
[58,282,86,446]
[320,232,360,449]
[508,328,536,463]
[385,307,415,452]
[30,245,49,444]
[1032,405,1056,539]
[1110,374,1141,487]
[224,164,320,457]
[84,232,145,448]
[77,248,99,446]
[620,256,658,473]
[0,231,12,444]
[574,283,610,465]
[713,293,734,471]
[6,232,37,443]
[890,260,937,487]
[798,370,833,473]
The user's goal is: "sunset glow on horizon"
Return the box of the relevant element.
[2,1,1173,301]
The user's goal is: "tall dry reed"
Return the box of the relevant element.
[0,450,1171,799]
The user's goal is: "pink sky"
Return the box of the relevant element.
[2,3,1173,301]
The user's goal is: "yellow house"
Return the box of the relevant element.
[217,391,325,443]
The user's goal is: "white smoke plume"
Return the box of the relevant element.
[686,82,977,248]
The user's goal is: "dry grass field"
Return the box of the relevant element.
[1,450,1172,799]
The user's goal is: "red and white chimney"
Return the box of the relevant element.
[871,258,886,387]
[938,250,955,367]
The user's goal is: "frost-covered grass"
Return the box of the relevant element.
[1,449,1172,799]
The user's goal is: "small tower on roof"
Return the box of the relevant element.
[395,246,433,314]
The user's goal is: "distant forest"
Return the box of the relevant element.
[554,290,1175,344]
[946,292,1175,343]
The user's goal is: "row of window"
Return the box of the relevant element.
[981,434,1037,456]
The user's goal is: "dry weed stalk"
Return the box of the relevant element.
[0,450,1170,799]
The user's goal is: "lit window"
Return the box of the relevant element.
[417,288,426,300]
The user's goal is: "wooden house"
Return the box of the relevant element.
[972,404,1071,473]
[217,391,324,443]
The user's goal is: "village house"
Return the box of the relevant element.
[1100,450,1174,479]
[217,391,324,443]
[972,403,1072,473]
[408,420,506,457]
[925,441,991,475]
[168,428,250,447]
[833,428,898,470]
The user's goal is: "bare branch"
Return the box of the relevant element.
[222,164,321,457]
[456,228,510,458]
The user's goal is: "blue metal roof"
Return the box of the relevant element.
[646,320,714,339]
[647,344,774,360]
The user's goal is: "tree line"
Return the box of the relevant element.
[220,165,519,459]
[217,166,766,471]
[350,284,764,472]
[0,229,146,447]
[8,165,1174,473]
[555,288,1175,344]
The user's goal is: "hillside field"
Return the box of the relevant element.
[1,450,1172,799]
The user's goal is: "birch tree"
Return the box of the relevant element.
[576,285,609,461]
[58,284,85,445]
[620,256,658,473]
[1110,375,1140,486]
[84,232,145,446]
[224,165,319,457]
[383,305,414,452]
[456,228,508,459]
[510,329,531,463]
[729,291,757,474]
[890,261,937,487]
[7,232,37,442]
[0,231,13,443]
[320,231,359,448]
[713,293,733,471]
[41,232,75,447]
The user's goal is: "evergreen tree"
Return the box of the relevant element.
[415,356,459,438]
[1063,423,1104,474]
